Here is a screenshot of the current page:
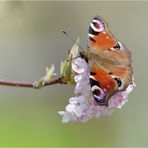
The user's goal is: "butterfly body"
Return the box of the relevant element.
[81,16,133,106]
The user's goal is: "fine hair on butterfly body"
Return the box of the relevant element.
[80,16,133,106]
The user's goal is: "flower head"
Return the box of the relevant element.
[59,56,135,123]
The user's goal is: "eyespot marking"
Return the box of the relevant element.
[92,86,106,104]
[90,17,105,33]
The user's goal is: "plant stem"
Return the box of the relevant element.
[0,77,64,88]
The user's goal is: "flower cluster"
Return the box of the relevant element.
[59,56,135,123]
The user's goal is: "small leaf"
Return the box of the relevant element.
[60,37,80,84]
[68,37,79,59]
[33,65,56,88]
[33,79,44,89]
[43,65,56,84]
[60,60,72,83]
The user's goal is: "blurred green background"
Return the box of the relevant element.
[0,1,147,147]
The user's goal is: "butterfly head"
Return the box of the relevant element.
[88,16,117,50]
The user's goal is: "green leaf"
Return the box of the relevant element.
[60,37,80,84]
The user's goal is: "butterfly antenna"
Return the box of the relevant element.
[62,30,84,52]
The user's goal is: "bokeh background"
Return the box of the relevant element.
[0,1,147,147]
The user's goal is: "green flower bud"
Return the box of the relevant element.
[60,37,80,84]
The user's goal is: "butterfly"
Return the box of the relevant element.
[80,16,133,106]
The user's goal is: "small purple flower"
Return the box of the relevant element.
[59,57,135,123]
[72,57,88,74]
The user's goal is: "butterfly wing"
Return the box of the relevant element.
[87,16,133,106]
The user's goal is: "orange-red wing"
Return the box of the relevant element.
[89,64,117,106]
[87,16,133,105]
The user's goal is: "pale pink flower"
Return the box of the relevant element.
[72,57,88,74]
[59,57,135,123]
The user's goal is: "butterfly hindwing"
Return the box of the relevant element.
[89,64,117,106]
